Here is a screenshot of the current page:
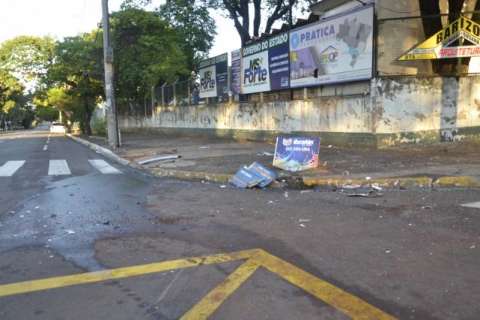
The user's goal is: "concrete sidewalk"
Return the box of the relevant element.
[82,132,480,188]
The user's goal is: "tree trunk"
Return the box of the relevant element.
[83,95,92,136]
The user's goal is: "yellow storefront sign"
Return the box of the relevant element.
[399,16,480,60]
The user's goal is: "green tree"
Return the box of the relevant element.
[158,0,216,68]
[0,36,55,89]
[0,69,32,128]
[111,8,189,112]
[46,32,104,135]
[122,0,216,68]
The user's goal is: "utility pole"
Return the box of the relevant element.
[102,0,120,148]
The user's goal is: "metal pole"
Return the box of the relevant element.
[102,0,119,148]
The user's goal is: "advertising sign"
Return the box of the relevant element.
[231,49,242,95]
[198,53,228,99]
[399,16,480,60]
[289,5,374,87]
[273,136,320,172]
[241,32,290,94]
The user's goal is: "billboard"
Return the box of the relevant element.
[231,49,242,95]
[241,32,290,94]
[399,16,480,60]
[289,5,374,87]
[198,53,228,99]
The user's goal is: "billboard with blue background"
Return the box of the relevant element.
[289,5,374,87]
[241,32,290,94]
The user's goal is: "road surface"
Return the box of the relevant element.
[0,127,479,319]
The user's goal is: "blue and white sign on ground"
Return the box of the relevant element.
[273,136,320,172]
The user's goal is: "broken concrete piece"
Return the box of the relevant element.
[138,155,180,165]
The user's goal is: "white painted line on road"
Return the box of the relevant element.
[461,201,480,209]
[89,159,121,174]
[48,160,71,176]
[0,161,25,177]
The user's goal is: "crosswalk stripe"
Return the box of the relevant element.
[48,160,71,176]
[0,161,25,177]
[88,159,121,174]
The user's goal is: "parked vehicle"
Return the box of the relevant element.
[50,122,66,134]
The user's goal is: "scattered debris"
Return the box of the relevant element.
[385,249,392,254]
[65,229,76,235]
[257,151,274,156]
[230,162,277,189]
[461,201,480,209]
[327,145,333,148]
[219,185,227,189]
[346,190,383,198]
[300,190,312,194]
[470,245,476,249]
[268,200,274,204]
[138,155,180,165]
[299,223,306,228]
[342,184,362,189]
[34,206,40,210]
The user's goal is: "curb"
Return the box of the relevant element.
[150,168,232,184]
[302,175,480,189]
[67,134,131,167]
[66,134,480,189]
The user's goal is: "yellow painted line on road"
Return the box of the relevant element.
[0,248,397,320]
[252,249,396,320]
[0,249,255,298]
[180,259,260,320]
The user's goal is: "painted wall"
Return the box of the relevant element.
[120,95,371,134]
[374,76,480,142]
[120,76,480,146]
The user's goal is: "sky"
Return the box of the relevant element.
[0,0,241,56]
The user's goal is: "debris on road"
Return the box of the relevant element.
[65,229,76,235]
[138,155,180,165]
[257,151,274,156]
[219,185,227,189]
[230,162,277,189]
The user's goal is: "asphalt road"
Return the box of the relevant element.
[0,127,479,320]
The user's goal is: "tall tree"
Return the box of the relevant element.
[211,0,313,45]
[47,32,104,135]
[110,8,189,112]
[0,36,55,89]
[158,0,216,69]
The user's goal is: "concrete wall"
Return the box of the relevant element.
[121,95,371,134]
[373,76,480,144]
[120,76,480,147]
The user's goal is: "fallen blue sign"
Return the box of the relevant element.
[230,162,277,188]
[273,136,320,172]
